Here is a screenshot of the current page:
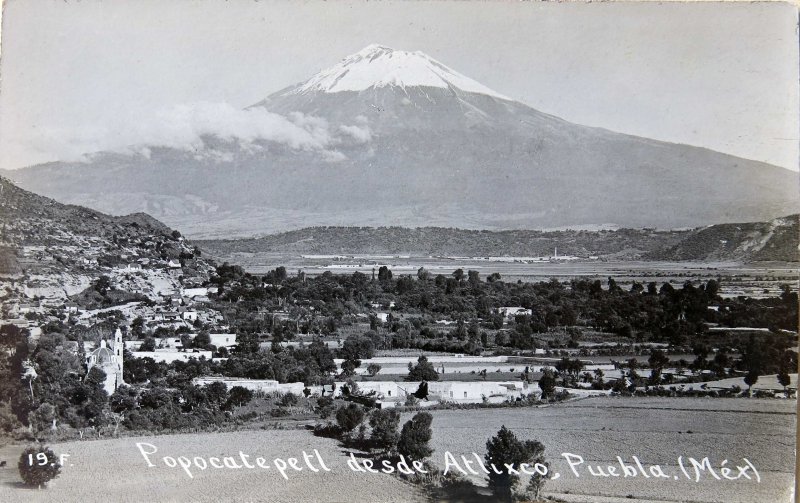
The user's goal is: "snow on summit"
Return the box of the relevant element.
[291,44,511,100]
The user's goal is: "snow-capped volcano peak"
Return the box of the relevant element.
[290,44,511,100]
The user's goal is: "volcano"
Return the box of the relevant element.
[5,44,798,238]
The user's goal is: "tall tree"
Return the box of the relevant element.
[407,356,439,381]
[485,426,548,502]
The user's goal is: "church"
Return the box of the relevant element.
[86,328,124,394]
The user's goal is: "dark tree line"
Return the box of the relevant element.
[209,264,796,354]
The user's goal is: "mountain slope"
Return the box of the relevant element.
[0,177,215,301]
[4,45,798,238]
[645,215,799,262]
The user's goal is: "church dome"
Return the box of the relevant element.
[90,346,114,364]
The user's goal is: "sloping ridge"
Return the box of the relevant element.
[197,216,799,262]
[645,215,799,262]
[0,176,173,237]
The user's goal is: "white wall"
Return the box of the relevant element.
[131,350,213,363]
[193,377,280,392]
[209,333,237,348]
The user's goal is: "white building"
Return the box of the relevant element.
[317,380,528,405]
[18,302,40,314]
[132,349,213,363]
[193,377,279,393]
[86,328,124,395]
[209,333,237,348]
[182,287,209,298]
[192,377,306,395]
[497,307,533,319]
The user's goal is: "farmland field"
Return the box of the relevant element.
[0,397,794,502]
[406,396,797,503]
[0,430,422,503]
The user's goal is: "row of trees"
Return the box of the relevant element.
[332,404,435,462]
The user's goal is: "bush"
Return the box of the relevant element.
[369,408,400,451]
[397,412,433,461]
[316,396,335,419]
[0,406,22,433]
[270,407,290,417]
[18,446,61,488]
[28,403,57,438]
[312,421,342,439]
[404,394,419,407]
[538,368,557,399]
[236,411,259,422]
[335,403,365,433]
[279,392,299,407]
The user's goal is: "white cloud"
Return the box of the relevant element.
[339,124,372,143]
[22,102,369,163]
[321,150,348,163]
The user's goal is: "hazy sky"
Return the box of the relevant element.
[0,0,797,171]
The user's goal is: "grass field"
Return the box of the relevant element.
[0,397,793,502]
[0,429,422,503]
[406,396,796,503]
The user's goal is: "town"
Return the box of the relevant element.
[2,235,796,435]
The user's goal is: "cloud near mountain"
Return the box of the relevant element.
[25,102,368,164]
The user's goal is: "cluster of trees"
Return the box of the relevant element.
[122,337,339,387]
[311,380,552,501]
[1,329,110,437]
[111,381,253,432]
[0,325,259,438]
[325,401,434,463]
[137,327,213,353]
[737,332,796,395]
[338,334,375,377]
[210,264,797,356]
[124,329,447,388]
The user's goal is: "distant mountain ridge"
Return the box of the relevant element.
[197,215,799,262]
[4,44,798,237]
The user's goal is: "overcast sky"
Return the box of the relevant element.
[0,0,797,171]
